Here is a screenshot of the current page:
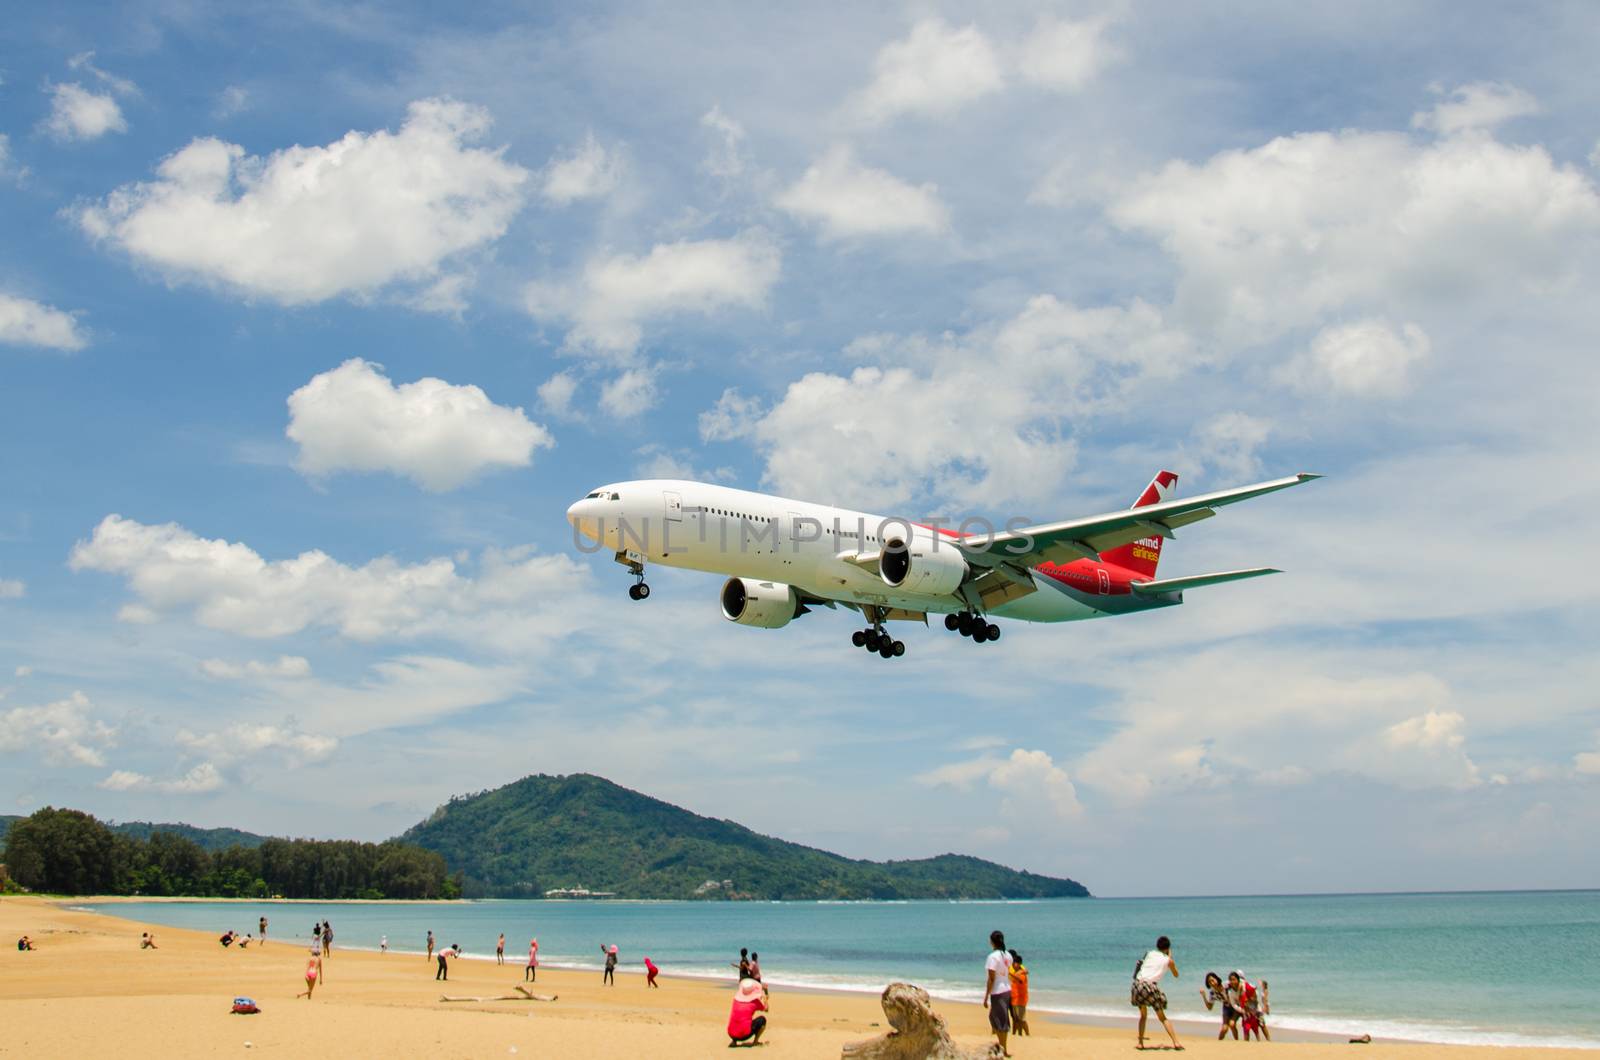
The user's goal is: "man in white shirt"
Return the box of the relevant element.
[980,930,1014,1058]
[1132,935,1182,1050]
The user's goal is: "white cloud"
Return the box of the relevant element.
[285,358,552,491]
[700,105,747,180]
[1378,710,1481,789]
[1413,81,1539,135]
[1017,14,1120,91]
[0,134,25,183]
[1108,125,1600,342]
[14,666,32,678]
[1576,752,1600,776]
[854,18,1003,124]
[66,51,138,98]
[214,85,249,118]
[537,372,580,418]
[777,145,949,239]
[633,444,734,483]
[0,692,115,767]
[199,655,312,680]
[176,721,335,763]
[705,296,1188,508]
[70,516,585,641]
[525,230,780,357]
[1187,411,1271,481]
[541,132,623,204]
[78,99,529,305]
[598,367,658,418]
[0,292,88,351]
[0,577,24,598]
[42,82,127,142]
[99,762,223,795]
[918,747,1082,820]
[1280,318,1430,398]
[116,603,158,625]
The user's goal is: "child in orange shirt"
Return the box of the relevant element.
[1008,949,1031,1036]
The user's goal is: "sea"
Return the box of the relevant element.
[78,889,1600,1049]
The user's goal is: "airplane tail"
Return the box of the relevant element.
[1100,471,1178,578]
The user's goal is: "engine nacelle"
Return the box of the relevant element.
[720,577,799,629]
[880,536,968,596]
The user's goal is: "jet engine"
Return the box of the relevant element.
[720,577,800,628]
[880,536,968,596]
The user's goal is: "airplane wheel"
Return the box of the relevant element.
[957,614,974,636]
[865,631,882,651]
[891,640,906,657]
[944,613,960,631]
[627,583,642,600]
[878,644,894,659]
[972,626,989,643]
[985,623,1000,641]
[851,630,867,647]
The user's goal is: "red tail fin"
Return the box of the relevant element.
[1101,471,1178,578]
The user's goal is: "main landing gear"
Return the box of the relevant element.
[945,611,1000,643]
[851,608,905,659]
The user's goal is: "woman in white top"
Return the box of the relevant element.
[1130,935,1182,1050]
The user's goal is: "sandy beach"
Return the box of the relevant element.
[1,896,1592,1059]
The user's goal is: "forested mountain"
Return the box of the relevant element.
[400,773,1089,900]
[0,814,265,852]
[1,807,455,898]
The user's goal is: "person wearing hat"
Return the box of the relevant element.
[727,977,769,1047]
[602,943,619,985]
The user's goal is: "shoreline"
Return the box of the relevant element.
[46,896,1600,1053]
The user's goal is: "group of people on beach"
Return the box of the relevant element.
[982,931,1032,1057]
[1128,935,1271,1050]
[728,946,770,1047]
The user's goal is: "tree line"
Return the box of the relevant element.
[1,807,460,899]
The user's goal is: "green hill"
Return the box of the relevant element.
[1,814,267,852]
[399,773,1089,900]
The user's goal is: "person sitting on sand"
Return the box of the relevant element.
[981,930,1013,1059]
[525,938,538,982]
[141,932,158,950]
[298,950,322,1000]
[1131,935,1182,1051]
[645,956,660,988]
[17,935,34,951]
[727,977,769,1048]
[602,943,618,985]
[1201,972,1239,1039]
[1008,949,1031,1037]
[436,943,460,981]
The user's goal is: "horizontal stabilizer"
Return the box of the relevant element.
[1130,568,1280,594]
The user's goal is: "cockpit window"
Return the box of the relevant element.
[585,491,602,498]
[609,492,620,501]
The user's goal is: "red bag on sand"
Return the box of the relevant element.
[231,997,260,1014]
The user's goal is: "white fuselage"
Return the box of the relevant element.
[566,478,1107,622]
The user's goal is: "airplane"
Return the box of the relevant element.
[565,470,1319,659]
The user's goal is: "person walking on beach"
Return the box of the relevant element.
[645,956,660,988]
[1202,972,1239,1039]
[259,916,267,946]
[602,943,618,985]
[322,921,333,957]
[1131,935,1182,1051]
[525,938,539,982]
[497,933,506,966]
[1008,949,1031,1036]
[381,935,388,953]
[981,930,1013,1058]
[298,949,323,1000]
[436,943,459,980]
[426,930,435,961]
[727,977,769,1047]
[748,952,762,982]
[733,947,750,979]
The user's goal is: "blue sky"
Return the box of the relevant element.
[3,1,1597,896]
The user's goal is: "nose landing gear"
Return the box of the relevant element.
[616,552,650,601]
[945,612,1000,643]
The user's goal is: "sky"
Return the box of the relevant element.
[2,1,1598,897]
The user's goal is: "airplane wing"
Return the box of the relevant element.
[956,473,1320,570]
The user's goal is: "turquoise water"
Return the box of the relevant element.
[80,890,1600,1049]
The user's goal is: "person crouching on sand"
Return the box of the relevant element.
[436,943,460,980]
[1008,949,1031,1036]
[525,938,538,982]
[1131,935,1182,1051]
[1202,971,1239,1039]
[645,956,660,988]
[727,977,769,1047]
[298,948,322,999]
[140,932,158,950]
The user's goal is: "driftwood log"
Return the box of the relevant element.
[841,983,999,1060]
